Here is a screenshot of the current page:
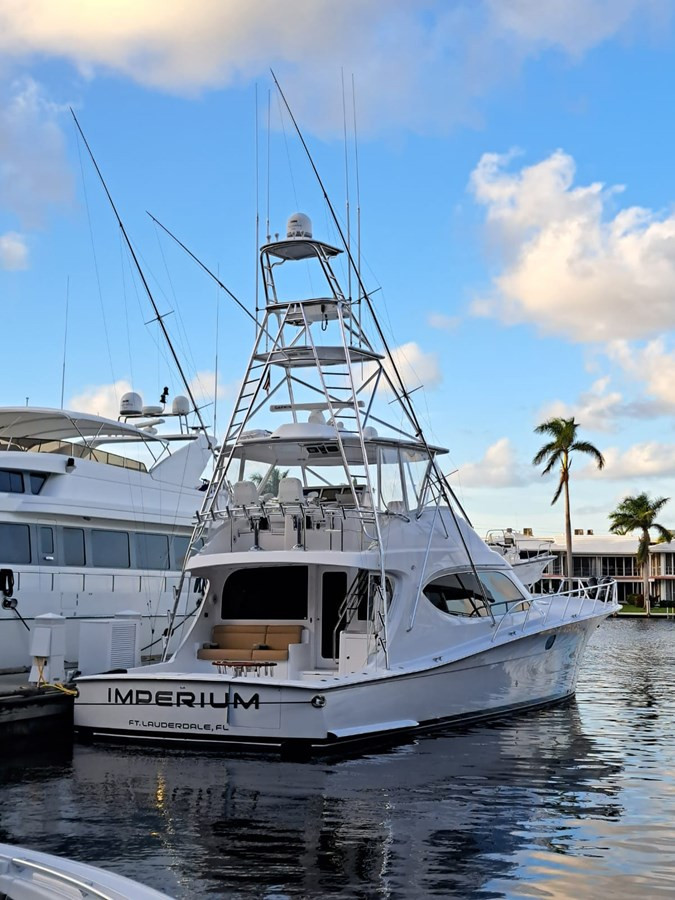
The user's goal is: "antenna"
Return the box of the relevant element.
[70,109,214,456]
[352,74,362,304]
[214,266,220,441]
[266,89,271,243]
[341,68,351,301]
[60,276,70,409]
[254,83,260,327]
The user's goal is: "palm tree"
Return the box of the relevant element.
[532,417,605,587]
[250,467,289,497]
[608,493,672,616]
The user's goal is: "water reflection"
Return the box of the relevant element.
[0,620,674,899]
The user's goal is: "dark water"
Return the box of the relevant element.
[1,619,674,899]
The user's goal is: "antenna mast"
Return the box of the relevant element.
[60,276,70,409]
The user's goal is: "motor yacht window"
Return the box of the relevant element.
[63,527,85,566]
[424,571,528,617]
[0,523,31,563]
[91,529,130,568]
[222,566,308,619]
[375,446,405,510]
[0,469,23,493]
[136,533,170,570]
[173,536,190,568]
[39,526,55,563]
[29,473,48,494]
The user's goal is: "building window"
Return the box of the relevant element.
[602,556,637,577]
[665,554,675,575]
[0,470,23,493]
[573,557,596,577]
[63,528,86,566]
[651,555,661,576]
[91,530,130,568]
[0,523,31,563]
[136,533,170,570]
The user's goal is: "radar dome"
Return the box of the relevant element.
[287,213,312,240]
[120,392,143,417]
[172,395,190,416]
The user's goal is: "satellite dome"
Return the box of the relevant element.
[172,395,190,416]
[120,392,143,417]
[286,213,312,240]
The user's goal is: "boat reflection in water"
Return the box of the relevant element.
[0,699,626,899]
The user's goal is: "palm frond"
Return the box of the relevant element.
[570,440,605,470]
[551,475,565,505]
[532,442,558,467]
[653,524,674,544]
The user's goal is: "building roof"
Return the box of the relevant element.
[536,532,675,555]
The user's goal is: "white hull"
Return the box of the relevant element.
[74,612,602,752]
[510,555,555,586]
[0,842,172,899]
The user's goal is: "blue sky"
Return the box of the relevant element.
[1,0,675,536]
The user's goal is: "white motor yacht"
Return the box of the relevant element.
[74,213,619,753]
[0,396,211,670]
[0,842,172,899]
[484,529,556,586]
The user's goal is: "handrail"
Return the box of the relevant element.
[3,853,117,899]
[491,579,616,643]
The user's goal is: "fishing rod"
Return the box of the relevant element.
[70,109,215,456]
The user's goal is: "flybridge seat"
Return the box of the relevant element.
[229,479,371,512]
[197,624,305,661]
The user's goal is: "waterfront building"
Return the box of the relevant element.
[526,530,675,605]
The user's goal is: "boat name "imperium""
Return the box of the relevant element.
[106,688,259,709]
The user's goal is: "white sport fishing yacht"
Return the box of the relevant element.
[74,213,619,753]
[0,395,210,670]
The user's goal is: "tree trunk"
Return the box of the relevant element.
[643,529,651,617]
[564,472,573,590]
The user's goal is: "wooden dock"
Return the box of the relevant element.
[0,671,74,750]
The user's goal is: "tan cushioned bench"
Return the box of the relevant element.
[198,624,303,661]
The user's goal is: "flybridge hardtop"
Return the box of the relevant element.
[74,212,619,754]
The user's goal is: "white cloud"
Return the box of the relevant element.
[427,312,460,332]
[537,377,625,432]
[187,369,238,404]
[0,77,72,227]
[607,338,675,413]
[455,437,529,488]
[384,341,442,392]
[0,2,666,136]
[69,379,133,420]
[0,231,28,270]
[488,0,665,57]
[470,149,675,342]
[579,442,675,480]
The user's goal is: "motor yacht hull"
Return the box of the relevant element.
[510,555,556,587]
[74,613,603,752]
